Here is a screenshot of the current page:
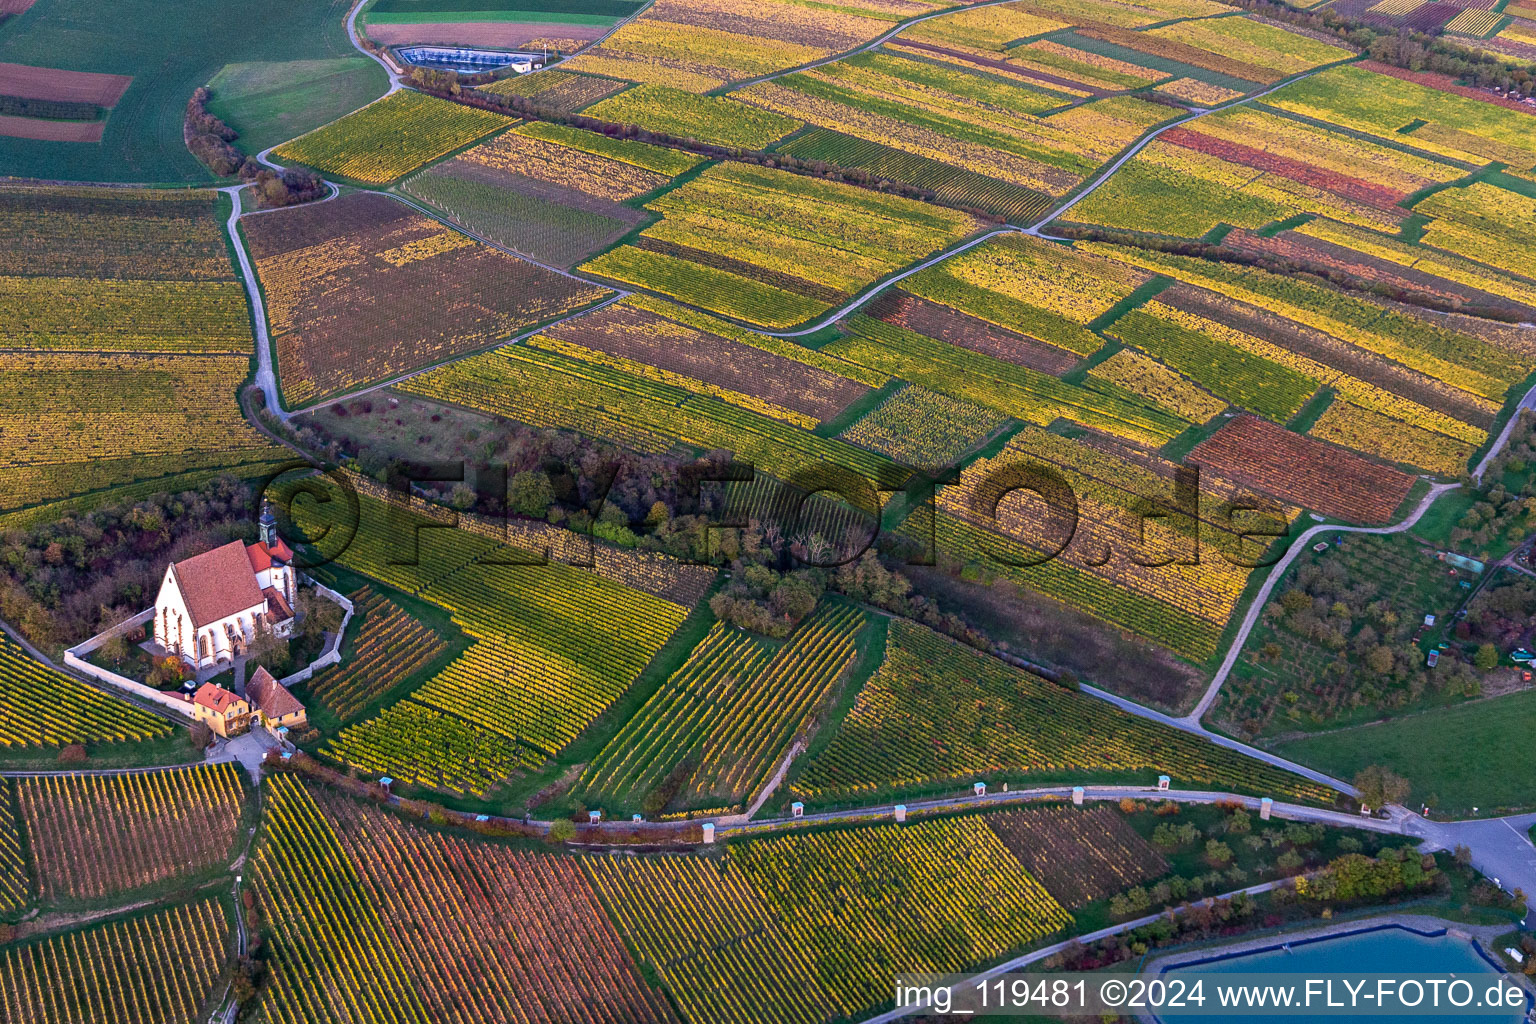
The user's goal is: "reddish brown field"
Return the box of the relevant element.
[0,0,36,13]
[546,300,870,423]
[1162,126,1409,214]
[0,114,103,141]
[366,21,607,48]
[17,763,244,902]
[986,805,1169,907]
[872,290,1081,374]
[243,192,610,406]
[1188,413,1415,523]
[1221,229,1507,311]
[0,61,132,106]
[320,791,678,1024]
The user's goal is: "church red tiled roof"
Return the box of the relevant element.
[262,587,294,623]
[245,538,294,573]
[171,541,265,629]
[192,683,245,715]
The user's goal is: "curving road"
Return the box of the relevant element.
[1026,59,1353,238]
[1188,377,1536,729]
[344,0,404,93]
[1186,481,1462,726]
[1083,684,1356,795]
[1473,385,1536,482]
[219,185,288,421]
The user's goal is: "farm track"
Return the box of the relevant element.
[220,184,286,422]
[1188,481,1462,727]
[1026,60,1359,239]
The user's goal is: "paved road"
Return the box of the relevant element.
[1082,684,1357,795]
[345,0,403,93]
[1026,60,1351,238]
[1474,384,1536,482]
[1186,481,1461,726]
[1412,811,1536,926]
[220,184,287,421]
[758,226,1024,338]
[720,785,1396,839]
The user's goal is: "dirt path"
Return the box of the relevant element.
[220,184,287,421]
[1187,482,1461,728]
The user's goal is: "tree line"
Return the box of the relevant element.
[183,87,326,207]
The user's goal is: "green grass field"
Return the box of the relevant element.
[1273,689,1536,814]
[207,58,383,155]
[0,0,386,182]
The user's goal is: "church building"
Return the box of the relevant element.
[154,504,297,670]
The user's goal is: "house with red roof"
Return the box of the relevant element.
[153,503,298,671]
[189,682,251,739]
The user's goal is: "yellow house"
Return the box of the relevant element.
[247,666,307,731]
[189,683,250,739]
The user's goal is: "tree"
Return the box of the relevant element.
[1354,764,1411,809]
[246,629,290,677]
[99,633,130,667]
[1475,643,1499,671]
[546,819,577,844]
[189,720,213,751]
[295,589,345,651]
[509,470,555,518]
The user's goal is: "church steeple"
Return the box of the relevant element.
[259,500,280,553]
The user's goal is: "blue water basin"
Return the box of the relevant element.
[1157,924,1526,1023]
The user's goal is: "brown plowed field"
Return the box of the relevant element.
[366,20,607,48]
[0,114,103,141]
[0,62,132,106]
[1188,413,1415,523]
